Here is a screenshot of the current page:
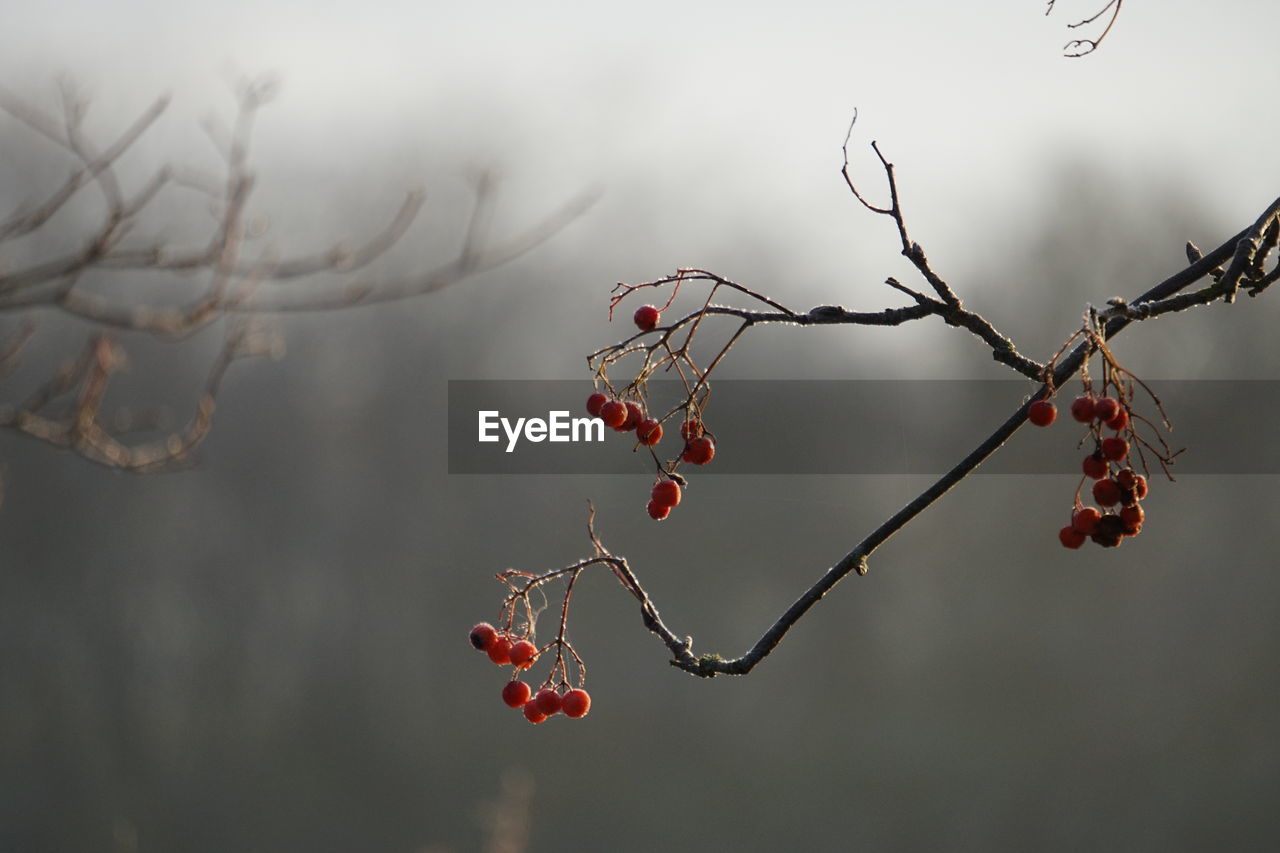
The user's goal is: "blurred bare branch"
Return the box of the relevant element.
[0,76,593,502]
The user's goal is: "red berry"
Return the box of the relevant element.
[615,401,643,432]
[502,680,532,709]
[1105,409,1129,431]
[633,304,661,331]
[1101,436,1129,461]
[487,636,513,666]
[651,478,681,508]
[599,400,627,428]
[1133,475,1148,500]
[1093,397,1121,423]
[1072,506,1102,535]
[586,392,608,417]
[1059,526,1087,549]
[1119,504,1144,533]
[534,688,562,716]
[636,418,663,446]
[522,700,548,725]
[1028,399,1057,427]
[1082,453,1109,480]
[1115,468,1138,489]
[646,499,671,521]
[680,419,704,441]
[469,622,498,652]
[1092,478,1122,507]
[509,640,539,670]
[1070,395,1096,423]
[561,688,591,718]
[681,436,715,466]
[1090,514,1127,547]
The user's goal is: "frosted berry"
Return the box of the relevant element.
[487,636,514,666]
[586,392,608,418]
[509,640,539,670]
[646,499,671,520]
[1072,506,1102,535]
[1092,478,1122,507]
[1101,436,1129,461]
[680,419,704,441]
[634,304,661,332]
[1059,526,1087,549]
[599,400,627,428]
[469,622,498,652]
[534,688,563,717]
[522,700,548,725]
[1070,395,1096,423]
[615,401,643,432]
[636,418,663,446]
[682,437,715,466]
[1028,400,1057,427]
[502,680,532,709]
[1093,397,1121,423]
[1082,452,1109,480]
[651,478,681,508]
[561,688,591,718]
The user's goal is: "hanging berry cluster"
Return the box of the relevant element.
[465,511,650,724]
[585,271,754,521]
[1028,310,1183,549]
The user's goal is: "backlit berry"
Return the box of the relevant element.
[1070,395,1096,423]
[1072,506,1102,535]
[634,304,661,332]
[651,478,681,508]
[680,419,704,441]
[469,622,498,652]
[502,680,532,709]
[1133,475,1148,500]
[681,436,715,466]
[1120,504,1144,533]
[636,418,663,446]
[586,392,608,418]
[1101,436,1129,461]
[487,636,513,666]
[523,700,548,724]
[1093,397,1121,423]
[1082,452,1109,480]
[534,688,563,717]
[599,400,627,428]
[1092,478,1122,507]
[561,688,591,718]
[509,640,539,670]
[1115,468,1138,489]
[615,401,643,432]
[1028,400,1057,427]
[647,499,671,520]
[1105,409,1129,431]
[1059,526,1086,549]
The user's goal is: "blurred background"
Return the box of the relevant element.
[2,1,1279,850]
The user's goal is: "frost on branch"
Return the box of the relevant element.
[481,120,1280,687]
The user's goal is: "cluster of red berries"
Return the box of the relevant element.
[470,622,591,724]
[1030,392,1151,549]
[584,392,716,520]
[585,392,663,446]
